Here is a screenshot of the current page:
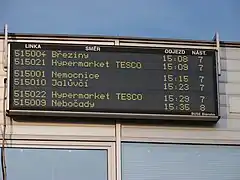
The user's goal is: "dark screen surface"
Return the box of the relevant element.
[8,42,219,120]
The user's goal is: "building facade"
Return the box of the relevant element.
[0,33,240,180]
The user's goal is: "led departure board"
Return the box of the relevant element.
[7,42,219,121]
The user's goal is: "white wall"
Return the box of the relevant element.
[1,37,240,144]
[219,47,240,130]
[0,39,6,122]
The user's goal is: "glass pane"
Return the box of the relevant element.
[122,143,240,180]
[5,148,108,180]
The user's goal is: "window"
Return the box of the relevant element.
[6,148,108,180]
[122,143,240,180]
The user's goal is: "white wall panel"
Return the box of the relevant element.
[0,64,7,76]
[220,59,227,70]
[219,71,227,82]
[0,99,4,112]
[227,118,240,129]
[219,83,240,95]
[219,71,240,83]
[219,106,228,118]
[121,125,240,144]
[0,100,4,125]
[222,59,240,71]
[0,39,3,51]
[229,96,240,114]
[0,86,5,100]
[3,123,116,141]
[0,75,6,88]
[220,94,228,106]
[220,47,240,60]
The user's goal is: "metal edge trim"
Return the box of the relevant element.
[7,110,219,121]
[6,43,10,111]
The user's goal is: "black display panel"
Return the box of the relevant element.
[7,42,219,121]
